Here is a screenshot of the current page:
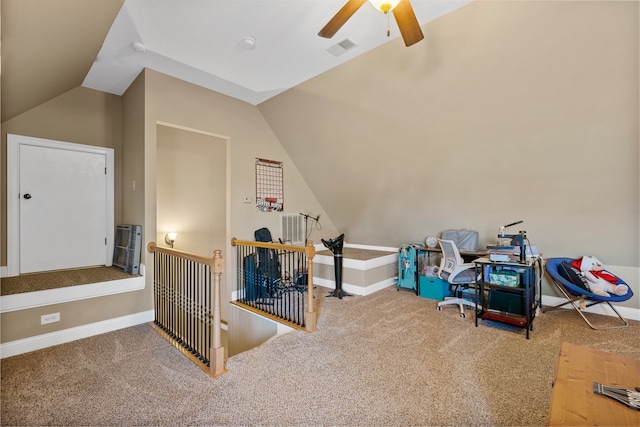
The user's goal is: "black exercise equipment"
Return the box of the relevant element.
[321,233,351,299]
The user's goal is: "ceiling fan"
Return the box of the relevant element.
[318,0,424,47]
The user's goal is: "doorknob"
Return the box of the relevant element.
[23,193,32,199]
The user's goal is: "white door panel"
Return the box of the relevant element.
[14,140,110,274]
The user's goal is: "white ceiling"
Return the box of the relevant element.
[82,0,471,105]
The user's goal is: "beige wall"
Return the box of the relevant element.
[121,72,146,229]
[156,125,226,257]
[1,86,123,266]
[0,86,146,343]
[0,66,336,343]
[259,1,639,265]
[0,289,150,343]
[142,69,338,320]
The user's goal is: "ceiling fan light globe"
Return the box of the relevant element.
[369,0,401,14]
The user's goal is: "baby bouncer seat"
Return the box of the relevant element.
[544,257,633,330]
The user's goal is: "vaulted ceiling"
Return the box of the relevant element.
[2,1,637,261]
[1,0,124,122]
[1,0,470,122]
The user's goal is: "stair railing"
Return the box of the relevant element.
[230,238,317,332]
[147,242,225,377]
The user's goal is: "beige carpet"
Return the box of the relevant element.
[0,267,136,296]
[2,285,639,426]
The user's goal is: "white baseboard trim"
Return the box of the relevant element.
[313,242,398,252]
[541,295,640,322]
[0,310,155,359]
[0,266,146,313]
[343,243,398,252]
[314,243,398,270]
[313,278,338,291]
[314,253,397,271]
[358,278,397,295]
[312,278,396,296]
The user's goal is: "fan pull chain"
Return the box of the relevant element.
[386,12,391,37]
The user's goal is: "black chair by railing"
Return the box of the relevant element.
[231,238,317,332]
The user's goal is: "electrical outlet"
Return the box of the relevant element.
[41,312,60,325]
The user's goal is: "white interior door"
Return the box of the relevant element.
[8,135,114,275]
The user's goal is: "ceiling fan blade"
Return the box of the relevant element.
[393,0,424,47]
[318,0,367,39]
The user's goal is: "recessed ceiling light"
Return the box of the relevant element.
[242,36,256,50]
[131,42,147,53]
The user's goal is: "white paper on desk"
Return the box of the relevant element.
[512,246,539,257]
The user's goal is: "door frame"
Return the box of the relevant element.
[7,134,114,277]
[155,121,231,320]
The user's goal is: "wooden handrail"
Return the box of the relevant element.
[147,242,219,267]
[231,238,316,258]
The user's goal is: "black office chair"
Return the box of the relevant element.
[436,239,479,318]
[253,227,281,298]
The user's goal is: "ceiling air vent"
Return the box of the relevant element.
[326,38,358,57]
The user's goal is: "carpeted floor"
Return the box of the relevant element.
[2,285,639,426]
[0,266,136,296]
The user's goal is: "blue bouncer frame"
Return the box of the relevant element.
[544,257,633,330]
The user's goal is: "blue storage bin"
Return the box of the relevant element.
[419,276,451,300]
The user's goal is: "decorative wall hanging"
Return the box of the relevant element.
[255,158,284,212]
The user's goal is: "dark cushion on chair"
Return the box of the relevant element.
[546,257,634,303]
[450,268,476,284]
[558,261,590,291]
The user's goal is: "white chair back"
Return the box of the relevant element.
[438,239,464,276]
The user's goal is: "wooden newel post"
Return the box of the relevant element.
[304,241,317,332]
[210,249,225,377]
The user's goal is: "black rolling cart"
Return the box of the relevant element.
[473,256,542,339]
